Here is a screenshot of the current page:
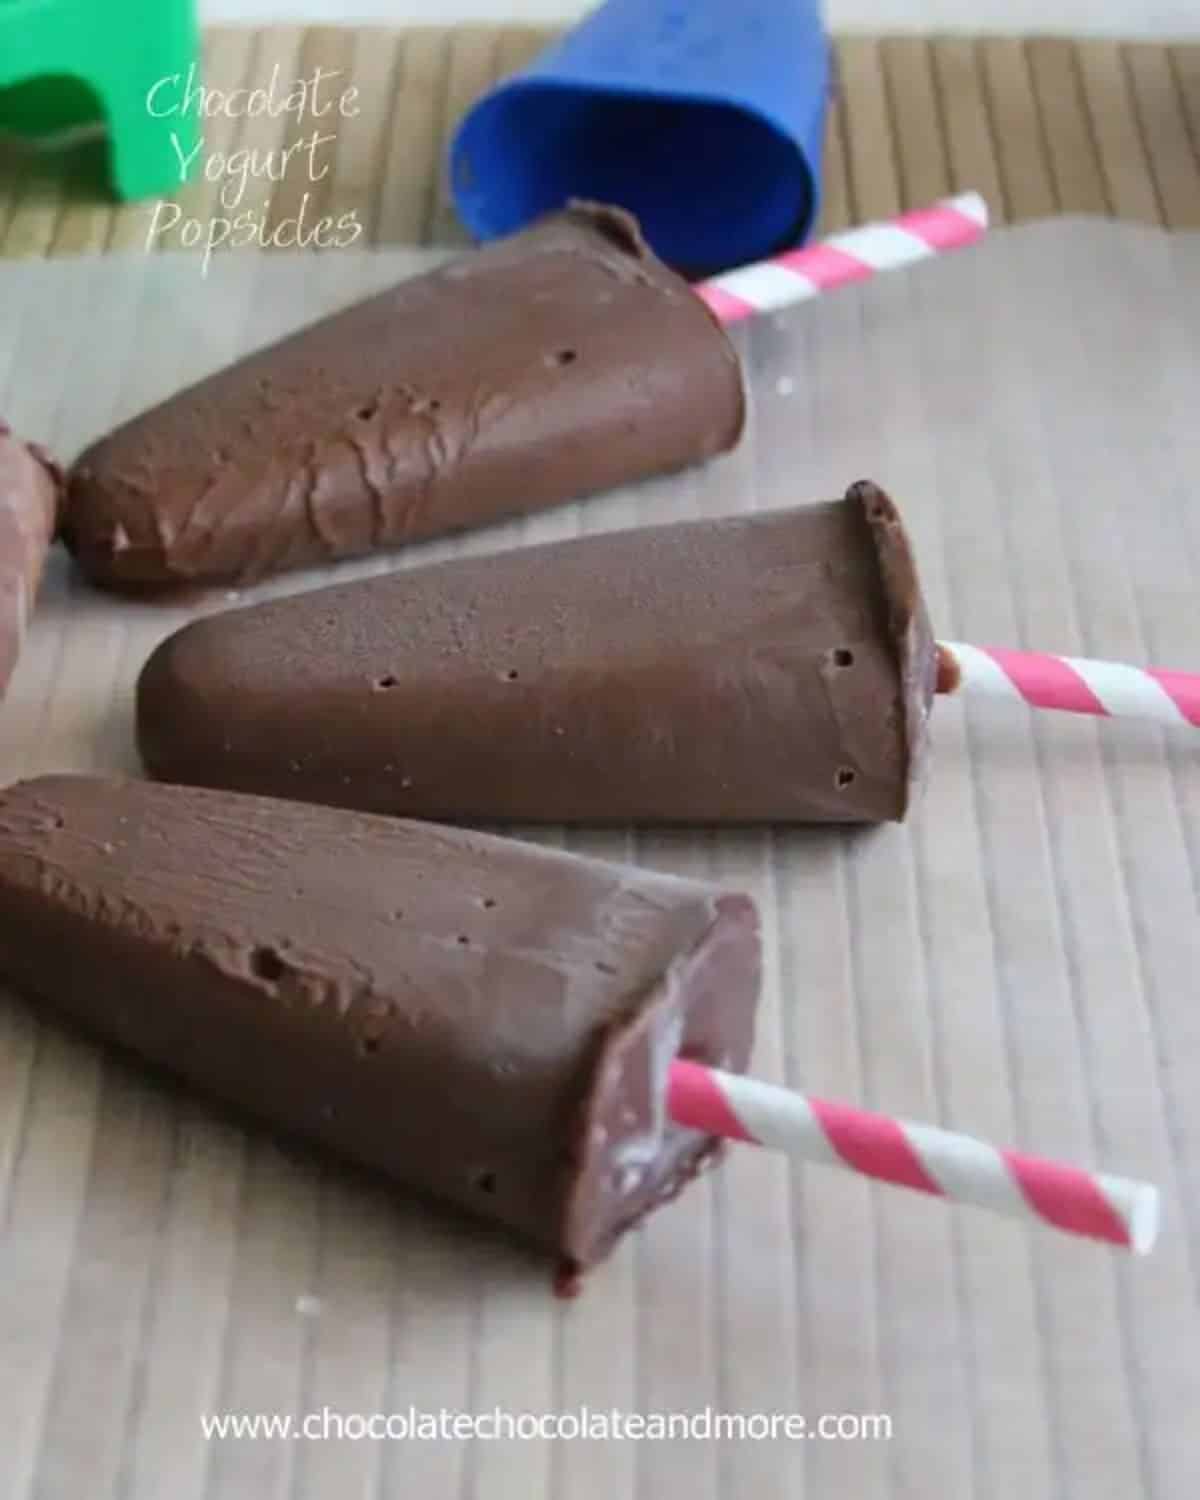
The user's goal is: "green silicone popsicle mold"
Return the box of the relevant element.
[0,0,201,200]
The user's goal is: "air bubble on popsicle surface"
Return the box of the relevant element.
[251,946,286,983]
[935,644,962,695]
[835,767,856,789]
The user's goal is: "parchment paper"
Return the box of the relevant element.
[0,219,1198,1499]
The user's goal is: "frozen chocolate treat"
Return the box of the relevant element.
[138,481,938,824]
[0,775,759,1270]
[0,422,61,699]
[62,202,745,588]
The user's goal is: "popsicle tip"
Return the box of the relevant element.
[554,1259,585,1299]
[935,643,963,696]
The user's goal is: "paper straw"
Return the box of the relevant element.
[695,192,990,323]
[668,1059,1159,1254]
[940,642,1200,729]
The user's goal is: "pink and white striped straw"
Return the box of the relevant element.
[668,1059,1158,1254]
[695,192,989,324]
[940,642,1200,729]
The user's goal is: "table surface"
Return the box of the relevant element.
[0,27,1198,256]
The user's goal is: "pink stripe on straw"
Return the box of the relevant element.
[693,282,757,322]
[1147,669,1200,727]
[771,242,874,289]
[809,1096,944,1196]
[979,645,1108,716]
[668,1057,756,1142]
[1002,1148,1132,1248]
[894,201,985,249]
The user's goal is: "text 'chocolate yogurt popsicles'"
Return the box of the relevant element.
[0,776,759,1271]
[0,422,61,698]
[62,202,745,588]
[138,481,938,824]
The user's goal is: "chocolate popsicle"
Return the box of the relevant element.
[0,422,61,698]
[62,202,745,589]
[138,480,938,824]
[0,775,759,1270]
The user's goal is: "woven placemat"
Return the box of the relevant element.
[0,29,1198,258]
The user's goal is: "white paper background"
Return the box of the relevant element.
[1,220,1199,1497]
